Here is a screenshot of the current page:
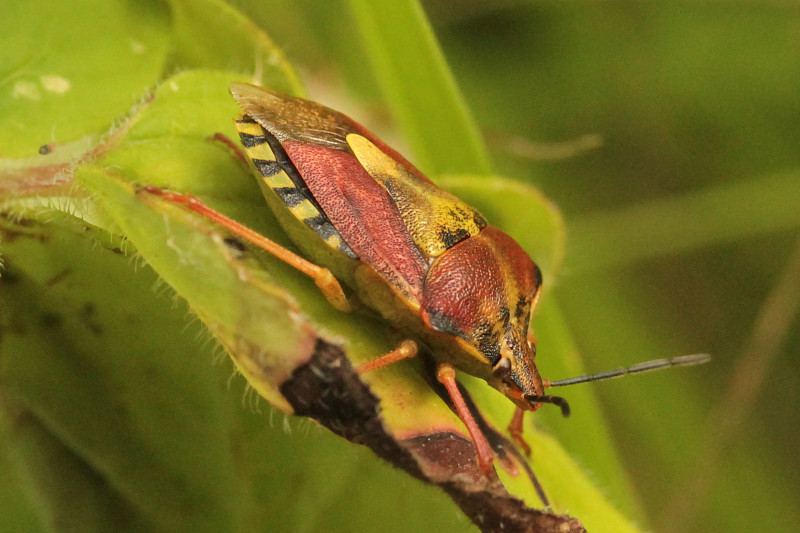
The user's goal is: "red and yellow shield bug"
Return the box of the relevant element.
[144,83,709,478]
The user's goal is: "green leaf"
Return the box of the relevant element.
[0,0,299,161]
[164,0,302,94]
[0,0,170,158]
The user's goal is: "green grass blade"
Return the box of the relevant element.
[346,0,491,176]
[569,170,800,271]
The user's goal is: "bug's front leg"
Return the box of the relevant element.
[436,363,495,475]
[140,186,353,312]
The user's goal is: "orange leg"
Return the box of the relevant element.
[356,340,418,374]
[141,186,352,312]
[436,363,495,475]
[508,407,531,456]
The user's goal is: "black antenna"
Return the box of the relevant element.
[544,353,711,388]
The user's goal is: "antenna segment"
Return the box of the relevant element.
[544,353,711,388]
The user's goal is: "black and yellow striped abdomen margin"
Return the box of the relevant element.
[234,115,357,259]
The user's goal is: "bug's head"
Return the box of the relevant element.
[487,332,571,417]
[421,227,571,417]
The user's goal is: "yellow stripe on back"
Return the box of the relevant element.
[289,200,321,221]
[235,121,263,137]
[264,172,295,189]
[244,142,276,162]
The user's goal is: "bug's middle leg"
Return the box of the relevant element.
[356,340,418,374]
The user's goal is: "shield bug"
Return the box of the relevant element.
[143,83,709,475]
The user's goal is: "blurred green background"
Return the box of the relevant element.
[2,1,798,532]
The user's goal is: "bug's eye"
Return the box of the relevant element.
[492,357,512,379]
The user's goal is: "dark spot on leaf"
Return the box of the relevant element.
[38,143,55,155]
[223,237,247,253]
[40,312,62,328]
[80,303,102,336]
